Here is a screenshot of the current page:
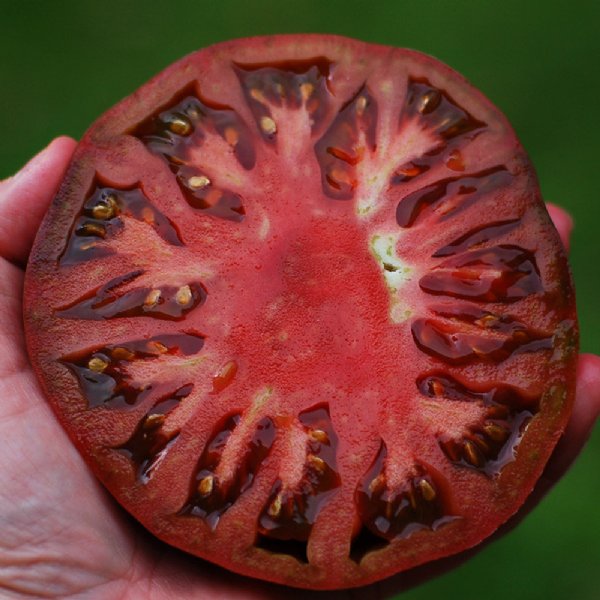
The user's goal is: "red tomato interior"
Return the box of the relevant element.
[24,35,577,589]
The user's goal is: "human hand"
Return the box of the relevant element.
[1,139,598,599]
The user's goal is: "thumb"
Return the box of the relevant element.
[0,137,77,266]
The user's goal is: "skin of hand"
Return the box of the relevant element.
[0,138,598,600]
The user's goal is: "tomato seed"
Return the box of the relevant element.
[356,96,368,116]
[268,492,283,517]
[88,356,108,372]
[483,422,510,442]
[418,478,436,502]
[250,88,266,103]
[111,347,136,361]
[368,474,386,495]
[175,285,192,305]
[147,340,169,354]
[198,474,215,497]
[309,429,329,444]
[418,90,441,114]
[300,82,314,101]
[224,127,239,146]
[143,414,166,430]
[260,116,277,135]
[188,175,211,189]
[79,222,106,238]
[446,149,465,171]
[144,289,162,307]
[91,193,118,219]
[212,360,238,393]
[308,454,327,474]
[167,115,193,136]
[463,440,484,467]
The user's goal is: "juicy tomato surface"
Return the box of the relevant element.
[24,35,577,590]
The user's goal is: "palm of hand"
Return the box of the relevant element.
[0,139,598,600]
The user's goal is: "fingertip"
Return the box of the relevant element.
[546,202,574,252]
[0,136,78,265]
[558,352,600,470]
[528,353,600,498]
[4,136,77,184]
[47,135,78,157]
[44,135,77,152]
[576,354,600,418]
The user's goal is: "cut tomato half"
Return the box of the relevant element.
[24,35,577,590]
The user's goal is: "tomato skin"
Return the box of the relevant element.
[24,35,577,589]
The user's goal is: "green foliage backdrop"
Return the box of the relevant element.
[1,1,598,598]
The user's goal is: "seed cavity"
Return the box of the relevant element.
[411,314,552,365]
[132,85,255,223]
[420,244,545,303]
[61,333,205,409]
[396,167,512,229]
[315,84,377,201]
[406,78,485,140]
[418,372,539,475]
[180,415,275,530]
[352,441,450,562]
[432,219,522,259]
[60,185,184,266]
[235,58,332,145]
[257,404,340,556]
[114,384,192,483]
[56,272,207,322]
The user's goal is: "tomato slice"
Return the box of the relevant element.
[24,35,577,590]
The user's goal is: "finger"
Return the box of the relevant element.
[537,353,600,486]
[0,136,77,266]
[546,202,574,252]
[126,526,382,600]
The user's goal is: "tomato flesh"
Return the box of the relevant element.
[24,35,577,589]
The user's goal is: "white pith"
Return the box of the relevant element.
[370,233,414,322]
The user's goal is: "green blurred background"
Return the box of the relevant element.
[1,1,598,598]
